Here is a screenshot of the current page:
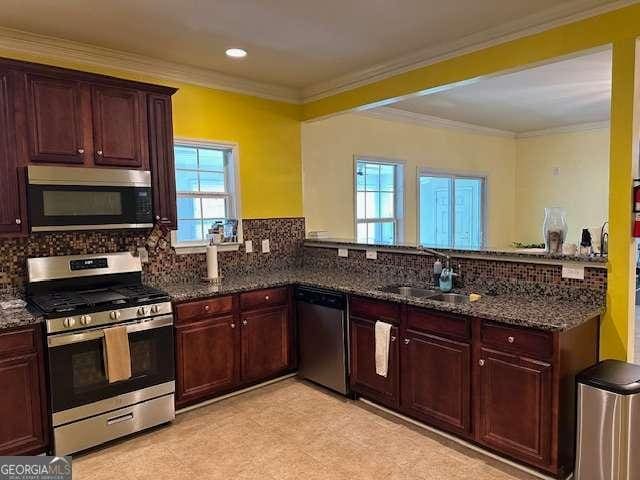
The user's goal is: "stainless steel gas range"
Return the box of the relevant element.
[26,252,175,456]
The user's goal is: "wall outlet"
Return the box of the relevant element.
[261,239,270,253]
[562,265,584,280]
[137,247,149,264]
[366,249,377,260]
[338,248,348,258]
[245,240,253,253]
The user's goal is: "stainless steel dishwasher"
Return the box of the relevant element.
[295,287,349,395]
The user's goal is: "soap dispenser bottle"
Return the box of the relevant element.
[433,259,442,288]
[439,268,453,292]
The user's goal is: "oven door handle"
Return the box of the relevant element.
[47,314,174,347]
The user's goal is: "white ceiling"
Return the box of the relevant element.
[0,0,623,96]
[384,49,612,133]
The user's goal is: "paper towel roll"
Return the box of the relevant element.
[206,245,219,279]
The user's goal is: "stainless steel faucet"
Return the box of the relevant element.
[417,245,451,268]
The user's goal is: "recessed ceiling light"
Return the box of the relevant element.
[226,48,247,58]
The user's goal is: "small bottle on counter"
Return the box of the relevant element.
[433,259,442,288]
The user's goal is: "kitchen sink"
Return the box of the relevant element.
[378,285,439,298]
[429,293,471,304]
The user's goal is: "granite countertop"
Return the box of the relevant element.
[161,268,604,332]
[0,294,42,331]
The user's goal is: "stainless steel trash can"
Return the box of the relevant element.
[575,360,640,480]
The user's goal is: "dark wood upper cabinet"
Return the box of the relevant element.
[25,74,88,164]
[240,306,290,383]
[175,314,238,408]
[478,347,552,468]
[0,70,26,235]
[91,86,147,168]
[148,94,177,228]
[349,316,399,409]
[401,330,471,437]
[0,326,48,456]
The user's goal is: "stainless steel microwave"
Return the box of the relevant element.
[27,166,153,232]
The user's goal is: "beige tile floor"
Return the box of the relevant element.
[74,378,540,480]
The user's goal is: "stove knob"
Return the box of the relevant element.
[137,306,148,316]
[63,317,76,328]
[150,305,160,314]
[80,315,92,326]
[109,311,121,320]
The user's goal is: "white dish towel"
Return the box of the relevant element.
[375,321,392,377]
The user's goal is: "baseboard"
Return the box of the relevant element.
[176,372,298,414]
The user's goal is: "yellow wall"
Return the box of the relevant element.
[0,49,303,219]
[301,4,640,361]
[302,113,516,247]
[515,128,610,245]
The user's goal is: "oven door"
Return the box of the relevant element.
[47,315,175,421]
[28,183,153,232]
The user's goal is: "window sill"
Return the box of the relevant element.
[173,243,241,255]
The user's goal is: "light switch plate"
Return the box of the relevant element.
[137,247,149,264]
[366,249,377,260]
[262,239,270,253]
[338,248,348,258]
[245,240,253,253]
[562,265,584,280]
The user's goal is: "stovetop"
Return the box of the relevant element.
[29,284,170,317]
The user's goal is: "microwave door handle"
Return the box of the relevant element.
[47,314,173,347]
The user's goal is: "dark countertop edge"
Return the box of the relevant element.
[165,277,604,332]
[303,239,608,268]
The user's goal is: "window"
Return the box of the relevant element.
[355,159,404,244]
[418,172,484,249]
[173,141,239,246]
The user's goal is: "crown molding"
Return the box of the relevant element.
[359,107,515,138]
[516,121,610,138]
[0,26,302,104]
[301,0,636,102]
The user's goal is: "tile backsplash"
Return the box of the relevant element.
[0,217,305,290]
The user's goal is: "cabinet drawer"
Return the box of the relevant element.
[481,322,553,360]
[0,326,37,356]
[350,296,400,324]
[175,296,233,323]
[240,287,288,311]
[407,308,470,341]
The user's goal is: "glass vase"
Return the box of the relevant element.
[543,207,567,254]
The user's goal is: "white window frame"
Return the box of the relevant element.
[417,167,487,249]
[171,138,242,254]
[353,156,405,244]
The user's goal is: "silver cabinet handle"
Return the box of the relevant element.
[77,148,85,154]
[242,320,248,326]
[230,323,236,329]
[15,219,21,225]
[390,336,396,342]
[403,339,410,345]
[507,336,515,344]
[107,413,134,426]
[265,295,270,301]
[155,215,161,221]
[479,359,485,366]
[97,150,103,155]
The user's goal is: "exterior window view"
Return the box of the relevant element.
[1,2,640,480]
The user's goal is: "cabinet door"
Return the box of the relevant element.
[0,352,47,455]
[401,330,471,436]
[478,347,552,467]
[25,74,87,164]
[175,315,238,406]
[240,306,290,383]
[0,70,26,234]
[92,86,147,168]
[148,94,177,228]
[349,316,399,409]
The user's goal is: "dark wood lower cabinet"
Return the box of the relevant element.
[401,330,471,437]
[0,325,48,456]
[241,306,290,383]
[174,288,293,408]
[175,314,238,407]
[350,316,399,409]
[478,347,552,468]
